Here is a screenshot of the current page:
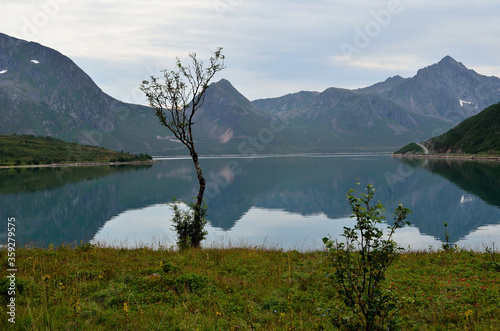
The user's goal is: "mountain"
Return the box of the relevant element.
[0,32,170,153]
[367,56,500,124]
[194,79,332,154]
[0,33,303,155]
[2,32,500,155]
[252,56,500,151]
[394,102,500,155]
[423,102,500,154]
[252,86,447,151]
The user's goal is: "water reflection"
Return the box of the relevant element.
[93,203,463,251]
[92,204,345,250]
[2,155,500,250]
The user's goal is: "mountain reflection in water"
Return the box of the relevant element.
[1,155,500,250]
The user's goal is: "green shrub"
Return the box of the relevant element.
[171,201,208,250]
[323,181,411,330]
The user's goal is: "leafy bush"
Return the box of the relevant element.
[171,201,208,250]
[323,181,411,330]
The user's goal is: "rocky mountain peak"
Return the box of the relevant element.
[416,55,469,78]
[438,55,465,67]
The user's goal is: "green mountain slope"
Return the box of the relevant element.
[424,102,500,154]
[0,134,151,166]
[395,102,500,155]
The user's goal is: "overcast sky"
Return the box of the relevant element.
[1,0,500,104]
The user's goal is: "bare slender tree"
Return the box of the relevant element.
[140,48,225,248]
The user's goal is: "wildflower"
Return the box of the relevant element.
[216,311,222,317]
[123,302,129,315]
[465,309,473,319]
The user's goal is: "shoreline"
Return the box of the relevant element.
[154,151,393,160]
[392,153,500,161]
[0,160,158,169]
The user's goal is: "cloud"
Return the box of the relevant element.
[332,54,425,72]
[0,0,499,102]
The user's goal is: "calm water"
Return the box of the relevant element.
[1,154,500,251]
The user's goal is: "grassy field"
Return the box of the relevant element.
[1,245,499,330]
[0,135,152,166]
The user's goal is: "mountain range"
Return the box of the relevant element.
[1,32,500,155]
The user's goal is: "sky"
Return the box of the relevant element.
[1,0,500,105]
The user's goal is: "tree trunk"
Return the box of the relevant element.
[191,150,206,248]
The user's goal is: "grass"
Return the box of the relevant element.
[0,134,152,166]
[1,244,499,330]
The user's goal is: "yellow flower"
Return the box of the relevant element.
[465,309,473,319]
[216,312,222,317]
[123,302,129,315]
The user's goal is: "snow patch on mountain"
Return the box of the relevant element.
[0,69,7,74]
[460,195,474,204]
[31,60,40,64]
[459,99,472,107]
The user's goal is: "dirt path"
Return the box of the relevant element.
[416,143,429,154]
